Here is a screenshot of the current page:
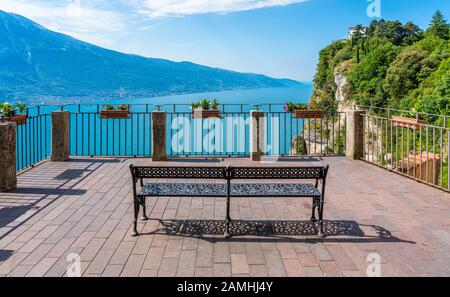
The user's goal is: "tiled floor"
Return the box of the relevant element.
[0,157,450,277]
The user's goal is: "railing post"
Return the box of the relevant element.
[250,110,265,161]
[152,110,167,161]
[346,109,365,160]
[0,122,17,192]
[51,111,70,161]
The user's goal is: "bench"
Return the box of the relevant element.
[129,165,329,238]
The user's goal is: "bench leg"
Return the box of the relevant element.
[140,198,148,221]
[131,198,140,237]
[224,196,231,238]
[317,198,325,238]
[310,197,319,222]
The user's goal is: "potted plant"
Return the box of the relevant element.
[100,104,130,119]
[191,99,220,118]
[284,102,323,119]
[391,115,427,130]
[0,102,27,125]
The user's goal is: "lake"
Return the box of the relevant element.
[104,84,313,106]
[15,85,319,171]
[24,85,312,115]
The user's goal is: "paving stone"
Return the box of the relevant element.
[2,157,450,277]
[230,254,249,275]
[85,249,115,275]
[297,252,319,267]
[142,247,165,270]
[158,257,179,277]
[26,258,58,277]
[79,238,106,262]
[176,250,196,277]
[102,264,123,277]
[109,241,135,265]
[213,241,230,263]
[213,263,231,277]
[121,254,146,277]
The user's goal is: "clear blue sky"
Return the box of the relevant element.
[0,0,449,81]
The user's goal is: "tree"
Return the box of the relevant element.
[427,10,449,40]
[313,41,347,100]
[384,48,428,103]
[367,19,422,45]
[402,22,422,45]
[348,42,400,107]
[351,25,366,63]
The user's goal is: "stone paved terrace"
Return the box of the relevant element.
[0,157,450,277]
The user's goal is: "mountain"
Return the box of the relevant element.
[0,10,300,102]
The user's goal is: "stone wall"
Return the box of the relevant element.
[0,122,17,192]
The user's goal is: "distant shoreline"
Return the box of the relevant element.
[14,85,313,107]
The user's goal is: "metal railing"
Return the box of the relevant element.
[362,112,449,192]
[26,103,314,116]
[14,114,52,171]
[9,103,346,173]
[67,108,346,157]
[357,105,449,127]
[9,101,450,193]
[173,110,345,157]
[69,112,153,157]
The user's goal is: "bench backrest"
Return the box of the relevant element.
[229,166,329,180]
[130,165,329,181]
[130,165,228,179]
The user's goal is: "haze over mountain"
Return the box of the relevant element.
[0,10,300,102]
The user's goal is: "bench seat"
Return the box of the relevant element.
[130,165,329,238]
[138,182,321,198]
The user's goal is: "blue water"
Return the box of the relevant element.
[16,85,317,171]
[105,85,313,105]
[25,85,312,116]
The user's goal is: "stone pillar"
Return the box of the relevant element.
[152,111,167,161]
[250,110,265,161]
[346,110,365,160]
[51,111,70,161]
[0,122,17,192]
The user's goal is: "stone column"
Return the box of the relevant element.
[346,110,365,160]
[51,111,70,161]
[250,110,265,161]
[0,122,17,192]
[152,111,167,161]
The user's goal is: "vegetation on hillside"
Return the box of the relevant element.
[312,10,450,120]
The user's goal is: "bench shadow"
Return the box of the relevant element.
[141,219,415,244]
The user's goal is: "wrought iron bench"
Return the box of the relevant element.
[129,165,329,238]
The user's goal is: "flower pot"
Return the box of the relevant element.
[100,110,130,119]
[192,109,220,119]
[2,114,27,126]
[292,110,323,119]
[392,116,427,130]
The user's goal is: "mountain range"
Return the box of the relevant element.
[0,10,300,102]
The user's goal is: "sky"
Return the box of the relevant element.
[0,0,449,82]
